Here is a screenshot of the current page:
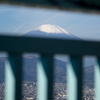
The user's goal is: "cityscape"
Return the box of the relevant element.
[0,81,95,100]
[0,56,95,100]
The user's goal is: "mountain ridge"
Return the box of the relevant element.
[23,24,80,40]
[0,56,94,88]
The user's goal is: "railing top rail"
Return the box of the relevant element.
[0,35,100,55]
[0,0,100,14]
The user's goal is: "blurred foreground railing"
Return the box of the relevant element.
[0,35,99,100]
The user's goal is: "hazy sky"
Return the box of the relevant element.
[0,4,100,40]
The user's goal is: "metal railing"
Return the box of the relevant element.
[0,0,100,100]
[0,35,99,100]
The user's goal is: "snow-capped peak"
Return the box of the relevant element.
[35,24,69,34]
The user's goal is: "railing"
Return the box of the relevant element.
[1,0,100,14]
[0,35,99,100]
[0,0,100,100]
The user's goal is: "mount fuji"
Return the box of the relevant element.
[23,24,80,40]
[23,24,96,67]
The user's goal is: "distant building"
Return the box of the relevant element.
[27,98,34,100]
[82,97,95,100]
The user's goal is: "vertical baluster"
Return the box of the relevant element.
[37,55,53,100]
[95,57,100,100]
[67,56,82,100]
[5,55,15,100]
[5,53,22,100]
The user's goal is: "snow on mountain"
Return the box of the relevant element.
[34,24,69,34]
[23,24,80,39]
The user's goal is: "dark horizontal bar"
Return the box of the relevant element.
[0,35,100,55]
[0,0,100,14]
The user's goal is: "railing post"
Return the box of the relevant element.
[95,57,100,100]
[5,53,22,100]
[67,56,82,100]
[37,54,54,100]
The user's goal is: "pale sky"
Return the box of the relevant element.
[0,4,100,40]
